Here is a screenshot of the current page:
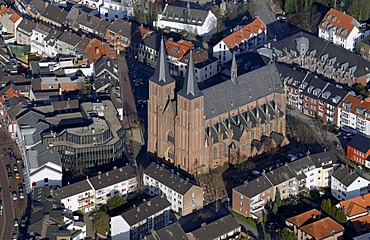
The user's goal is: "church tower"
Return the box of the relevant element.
[231,51,238,83]
[176,51,206,174]
[148,37,176,157]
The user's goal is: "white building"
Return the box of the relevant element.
[99,0,134,21]
[213,17,267,65]
[337,94,370,136]
[53,166,137,213]
[111,195,171,240]
[318,8,369,52]
[143,163,203,216]
[331,166,370,201]
[288,151,336,190]
[154,3,217,37]
[81,0,103,9]
[30,23,51,55]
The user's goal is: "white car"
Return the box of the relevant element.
[14,218,19,227]
[19,191,24,199]
[12,191,17,201]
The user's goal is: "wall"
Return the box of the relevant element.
[111,216,130,240]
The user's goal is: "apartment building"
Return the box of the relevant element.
[53,166,137,213]
[105,19,138,52]
[110,195,171,240]
[347,134,370,168]
[30,23,52,55]
[337,95,370,136]
[99,0,134,20]
[16,18,37,45]
[213,17,267,65]
[146,222,187,240]
[265,165,298,199]
[359,35,370,61]
[39,4,68,28]
[318,8,366,51]
[143,163,203,216]
[331,165,370,201]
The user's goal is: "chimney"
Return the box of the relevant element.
[137,207,140,212]
[312,214,316,221]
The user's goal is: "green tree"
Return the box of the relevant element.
[263,211,268,224]
[285,0,295,14]
[75,69,84,76]
[272,202,278,216]
[264,232,272,240]
[275,190,283,207]
[93,211,110,236]
[107,195,127,212]
[334,208,347,224]
[279,227,297,240]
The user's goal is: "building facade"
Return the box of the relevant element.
[347,134,370,168]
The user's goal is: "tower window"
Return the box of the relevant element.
[168,148,174,159]
[167,131,174,143]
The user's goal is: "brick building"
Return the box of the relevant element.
[148,38,287,174]
[347,134,370,168]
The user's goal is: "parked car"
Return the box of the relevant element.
[13,164,18,171]
[19,191,24,199]
[12,233,17,240]
[18,183,23,191]
[14,218,18,227]
[12,191,17,200]
[6,164,11,172]
[15,172,20,179]
[8,172,13,179]
[275,13,286,22]
[21,219,26,227]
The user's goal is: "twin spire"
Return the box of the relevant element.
[150,36,175,85]
[179,50,203,99]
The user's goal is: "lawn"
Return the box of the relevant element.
[230,210,257,229]
[8,45,30,57]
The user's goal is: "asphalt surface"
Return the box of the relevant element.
[0,128,27,240]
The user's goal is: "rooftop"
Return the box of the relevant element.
[300,217,344,239]
[88,166,136,190]
[319,8,359,38]
[332,166,365,187]
[339,193,370,218]
[287,209,323,227]
[234,175,273,199]
[53,179,93,200]
[347,134,370,154]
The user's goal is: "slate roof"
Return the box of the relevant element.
[17,18,37,34]
[190,214,240,240]
[121,195,171,226]
[301,74,328,100]
[88,166,136,190]
[144,163,197,195]
[161,3,209,26]
[53,180,93,200]
[318,84,348,107]
[178,50,203,99]
[107,19,138,38]
[57,31,82,47]
[270,32,370,78]
[40,4,68,24]
[28,0,46,15]
[94,55,117,78]
[332,166,364,187]
[27,143,62,170]
[4,96,31,120]
[201,63,283,119]
[94,19,110,37]
[141,33,160,51]
[146,222,187,240]
[63,6,80,26]
[234,175,273,198]
[347,134,370,153]
[75,11,101,30]
[265,165,296,186]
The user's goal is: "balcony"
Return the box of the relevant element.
[78,195,94,202]
[78,202,94,211]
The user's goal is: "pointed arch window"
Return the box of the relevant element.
[167,131,174,143]
[223,143,227,155]
[213,146,218,159]
[168,148,174,159]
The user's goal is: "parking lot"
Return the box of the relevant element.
[0,128,28,240]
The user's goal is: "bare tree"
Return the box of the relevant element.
[348,0,370,21]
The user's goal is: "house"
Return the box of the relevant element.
[26,0,47,18]
[331,165,370,201]
[318,8,365,51]
[74,11,101,34]
[138,33,160,68]
[337,95,370,137]
[83,38,116,64]
[143,162,203,216]
[286,209,344,240]
[2,96,31,138]
[232,174,274,219]
[82,0,103,9]
[129,26,153,57]
[187,214,241,240]
[105,19,138,52]
[267,32,370,86]
[265,165,298,199]
[110,195,172,240]
[16,18,37,45]
[55,31,90,56]
[337,193,370,220]
[0,6,22,34]
[287,151,336,190]
[213,17,267,65]
[154,2,217,37]
[146,222,187,240]
[39,4,68,27]
[30,23,51,55]
[43,29,63,57]
[165,38,194,76]
[359,35,370,61]
[99,0,134,20]
[347,134,370,168]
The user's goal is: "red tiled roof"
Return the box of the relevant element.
[165,38,194,60]
[339,193,370,218]
[340,95,370,119]
[320,8,357,38]
[351,215,370,233]
[9,10,21,23]
[180,48,209,65]
[286,209,322,227]
[83,38,116,64]
[222,17,266,50]
[300,217,344,240]
[130,27,152,45]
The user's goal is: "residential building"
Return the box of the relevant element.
[0,6,22,34]
[129,26,153,57]
[82,0,103,9]
[213,17,267,65]
[138,33,160,68]
[318,8,365,51]
[286,209,344,240]
[74,11,101,34]
[105,19,138,52]
[188,214,241,240]
[265,165,298,199]
[143,162,203,216]
[83,38,116,64]
[39,4,68,27]
[337,95,370,136]
[16,18,37,45]
[165,37,194,76]
[287,151,336,190]
[154,3,217,37]
[331,165,370,201]
[99,0,134,21]
[347,134,370,168]
[267,32,370,86]
[337,193,370,220]
[146,222,187,240]
[53,166,137,213]
[55,31,90,56]
[110,195,172,240]
[232,175,274,219]
[148,38,287,174]
[359,35,370,61]
[2,96,31,138]
[26,0,47,18]
[30,23,52,55]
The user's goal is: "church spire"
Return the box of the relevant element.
[149,36,174,85]
[231,51,237,83]
[179,50,203,99]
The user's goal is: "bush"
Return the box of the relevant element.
[93,211,110,236]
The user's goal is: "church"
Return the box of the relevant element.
[148,38,288,175]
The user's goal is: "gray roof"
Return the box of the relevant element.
[32,186,51,205]
[178,50,203,99]
[28,0,46,15]
[234,175,273,198]
[107,19,138,38]
[161,3,209,26]
[265,165,296,186]
[44,29,62,44]
[88,166,136,190]
[354,231,370,240]
[46,225,71,240]
[270,32,370,78]
[75,11,101,30]
[94,19,110,37]
[57,31,82,47]
[202,63,283,119]
[27,143,62,171]
[17,18,37,34]
[190,214,240,240]
[94,55,117,78]
[144,163,198,195]
[41,4,68,24]
[348,134,370,153]
[53,180,93,200]
[361,35,370,46]
[332,166,364,187]
[146,222,187,240]
[141,33,160,51]
[150,37,175,86]
[4,96,31,120]
[318,84,348,107]
[64,6,80,26]
[121,195,171,226]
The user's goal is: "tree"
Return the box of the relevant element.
[348,0,370,21]
[285,0,295,14]
[107,195,127,212]
[93,211,110,236]
[335,208,347,224]
[275,189,283,207]
[263,211,268,224]
[279,227,297,240]
[272,202,278,216]
[75,69,84,76]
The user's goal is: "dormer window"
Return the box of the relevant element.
[327,14,332,20]
[343,101,352,110]
[321,91,331,99]
[356,106,366,115]
[307,86,314,93]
